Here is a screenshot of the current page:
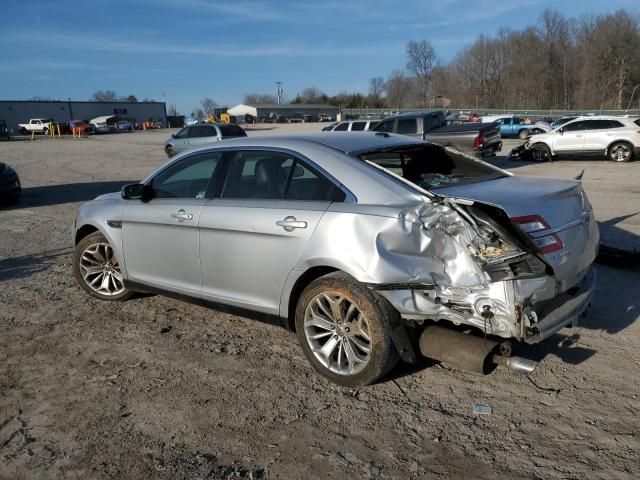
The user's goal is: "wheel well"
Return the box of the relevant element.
[286,266,338,331]
[75,224,98,244]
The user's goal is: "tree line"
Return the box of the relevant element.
[244,8,640,111]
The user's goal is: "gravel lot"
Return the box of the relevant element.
[1,126,639,479]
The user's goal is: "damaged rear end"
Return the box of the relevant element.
[357,143,599,370]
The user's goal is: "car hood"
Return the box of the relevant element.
[94,192,122,202]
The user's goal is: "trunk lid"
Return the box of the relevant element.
[437,175,599,283]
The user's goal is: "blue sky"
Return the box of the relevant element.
[1,0,637,114]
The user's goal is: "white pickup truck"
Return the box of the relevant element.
[18,118,54,135]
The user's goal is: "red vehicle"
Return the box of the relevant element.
[68,120,93,136]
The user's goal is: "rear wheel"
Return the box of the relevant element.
[42,127,49,136]
[518,129,529,140]
[73,231,132,301]
[608,142,633,162]
[295,272,399,387]
[530,143,552,162]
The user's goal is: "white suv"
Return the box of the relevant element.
[527,116,640,162]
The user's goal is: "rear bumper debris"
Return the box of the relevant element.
[524,267,596,343]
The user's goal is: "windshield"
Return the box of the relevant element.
[358,144,507,190]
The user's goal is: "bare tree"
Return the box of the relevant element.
[406,40,437,106]
[200,97,218,115]
[168,101,179,116]
[292,87,328,104]
[91,90,118,102]
[243,93,278,104]
[369,77,385,98]
[384,71,418,109]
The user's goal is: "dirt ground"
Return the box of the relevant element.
[1,127,639,480]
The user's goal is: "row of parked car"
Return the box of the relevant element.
[15,116,162,136]
[161,109,640,162]
[322,110,640,162]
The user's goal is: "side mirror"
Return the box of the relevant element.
[121,183,148,200]
[171,133,176,138]
[557,128,564,135]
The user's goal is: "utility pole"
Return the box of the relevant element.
[275,81,283,105]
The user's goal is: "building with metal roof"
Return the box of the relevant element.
[227,103,338,120]
[0,100,167,132]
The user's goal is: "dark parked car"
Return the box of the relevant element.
[374,110,502,157]
[0,162,21,203]
[0,120,10,140]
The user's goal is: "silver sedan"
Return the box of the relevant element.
[72,133,598,386]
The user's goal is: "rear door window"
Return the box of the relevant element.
[585,120,611,130]
[423,115,441,132]
[397,119,418,134]
[218,124,247,137]
[351,121,366,131]
[221,150,344,202]
[374,120,395,133]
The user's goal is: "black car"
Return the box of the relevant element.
[0,162,21,203]
[0,120,10,140]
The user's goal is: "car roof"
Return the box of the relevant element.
[381,110,443,119]
[214,132,425,154]
[569,116,633,122]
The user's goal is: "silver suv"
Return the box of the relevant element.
[73,133,598,386]
[164,123,247,157]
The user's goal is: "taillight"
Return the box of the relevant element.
[511,214,564,254]
[473,134,484,149]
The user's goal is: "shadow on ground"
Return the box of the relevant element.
[1,181,136,210]
[0,247,72,282]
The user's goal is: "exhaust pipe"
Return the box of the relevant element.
[493,355,537,375]
[419,325,537,375]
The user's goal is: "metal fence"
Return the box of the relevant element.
[341,107,640,118]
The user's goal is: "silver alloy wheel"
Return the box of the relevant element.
[303,292,372,376]
[79,242,125,296]
[610,144,631,162]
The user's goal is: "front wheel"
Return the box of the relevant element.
[530,143,552,162]
[608,142,633,162]
[295,272,399,387]
[166,145,177,158]
[73,231,132,301]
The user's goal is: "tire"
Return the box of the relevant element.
[530,143,552,162]
[608,142,633,162]
[73,231,132,301]
[166,145,177,158]
[42,128,49,136]
[295,272,400,387]
[518,129,529,140]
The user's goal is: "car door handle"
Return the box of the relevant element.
[276,216,307,232]
[171,209,194,221]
